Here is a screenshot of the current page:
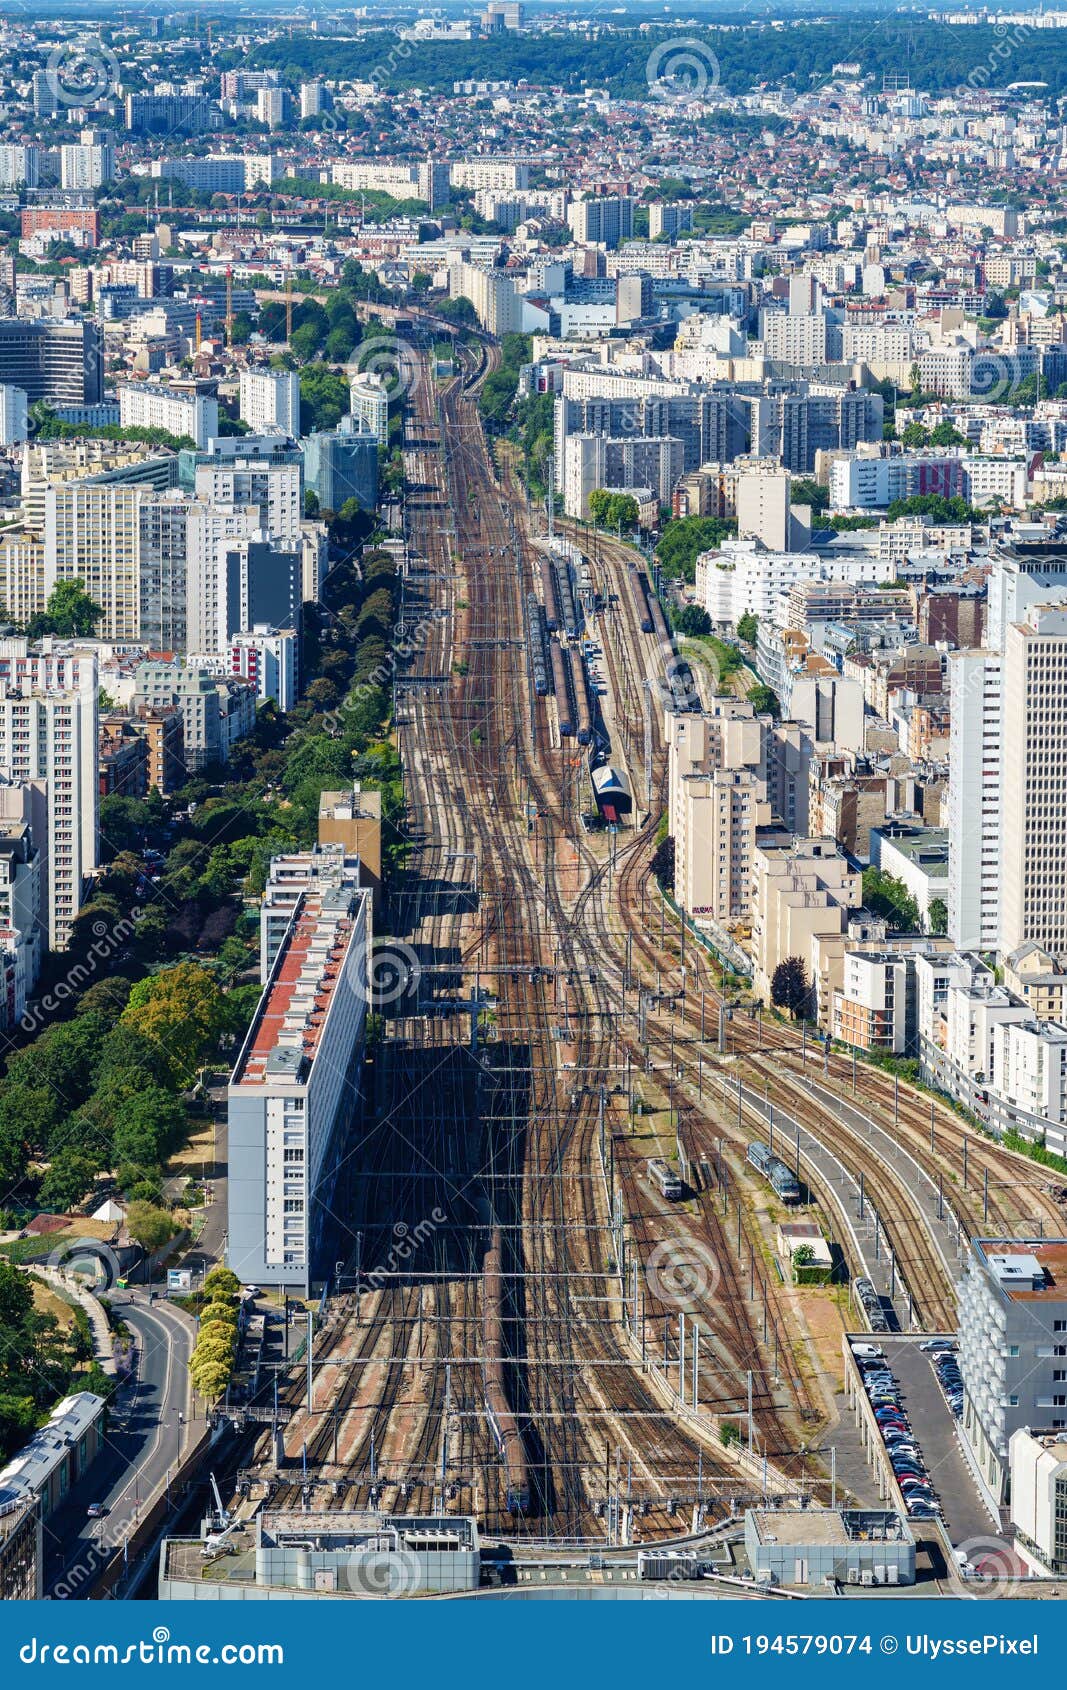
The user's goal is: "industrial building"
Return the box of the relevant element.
[744,1508,915,1588]
[227,852,371,1293]
[159,1513,480,1600]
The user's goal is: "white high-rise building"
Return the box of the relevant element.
[349,375,388,446]
[1001,605,1067,957]
[193,461,301,540]
[299,82,322,119]
[183,500,263,656]
[947,649,1002,953]
[0,146,39,190]
[239,368,300,437]
[0,645,98,951]
[231,625,298,712]
[227,854,370,1293]
[118,384,218,450]
[60,142,114,190]
[257,87,286,130]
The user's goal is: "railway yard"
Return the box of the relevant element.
[233,327,1067,1564]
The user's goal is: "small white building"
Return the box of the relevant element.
[1010,1427,1067,1576]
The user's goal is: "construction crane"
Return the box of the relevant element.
[225,265,234,348]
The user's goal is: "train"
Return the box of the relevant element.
[629,568,655,635]
[482,1227,530,1514]
[591,764,631,821]
[647,1157,684,1200]
[550,641,574,735]
[526,594,550,697]
[569,645,592,745]
[539,555,560,632]
[556,559,580,639]
[746,1140,802,1204]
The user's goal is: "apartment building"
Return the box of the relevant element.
[1001,606,1067,957]
[751,835,862,1016]
[118,383,218,450]
[228,861,371,1293]
[43,483,145,643]
[947,649,1002,952]
[349,375,389,446]
[960,1238,1067,1507]
[239,368,300,438]
[231,625,298,713]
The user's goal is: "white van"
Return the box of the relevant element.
[851,1342,885,1359]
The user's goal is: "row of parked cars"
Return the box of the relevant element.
[853,1345,941,1523]
[930,1344,963,1418]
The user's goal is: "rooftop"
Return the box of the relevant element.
[975,1238,1067,1301]
[233,888,360,1088]
[747,1508,913,1547]
[0,1392,105,1514]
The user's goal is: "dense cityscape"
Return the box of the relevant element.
[1,0,1067,1614]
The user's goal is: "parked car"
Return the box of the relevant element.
[920,1338,956,1352]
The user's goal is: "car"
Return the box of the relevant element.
[920,1338,956,1352]
[852,1343,885,1359]
[894,1464,926,1479]
[87,1503,108,1519]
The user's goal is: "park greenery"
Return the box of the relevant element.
[0,1260,115,1462]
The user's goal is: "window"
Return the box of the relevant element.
[1009,1345,1020,1356]
[1009,1395,1020,1406]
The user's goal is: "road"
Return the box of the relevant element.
[43,1293,194,1598]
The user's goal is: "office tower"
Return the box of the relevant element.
[32,71,58,119]
[43,483,145,642]
[947,649,1002,952]
[0,321,102,406]
[118,383,218,450]
[301,428,377,514]
[348,374,388,446]
[239,368,300,437]
[0,387,28,448]
[227,856,371,1292]
[1001,605,1067,956]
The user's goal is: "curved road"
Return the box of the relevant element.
[44,1295,193,1598]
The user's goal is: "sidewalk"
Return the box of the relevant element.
[28,1264,117,1375]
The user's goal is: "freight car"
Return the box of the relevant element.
[746,1140,801,1203]
[483,1227,530,1514]
[629,568,654,634]
[540,555,560,631]
[570,646,592,745]
[556,560,579,639]
[551,641,574,734]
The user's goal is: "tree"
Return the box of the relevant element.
[38,1150,98,1213]
[771,956,811,1018]
[673,604,711,637]
[747,683,780,719]
[125,1201,177,1251]
[737,611,758,645]
[927,897,949,937]
[203,1266,242,1300]
[26,578,103,639]
[650,835,675,891]
[121,963,226,1088]
[862,867,921,933]
[793,1244,815,1266]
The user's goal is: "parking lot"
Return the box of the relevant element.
[879,1339,998,1549]
[851,1336,1006,1553]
